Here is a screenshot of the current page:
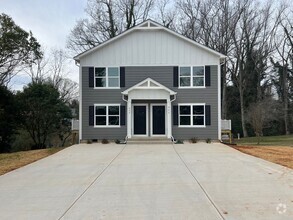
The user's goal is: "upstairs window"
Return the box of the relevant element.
[179,66,205,88]
[95,67,120,88]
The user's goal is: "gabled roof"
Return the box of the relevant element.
[74,19,226,61]
[122,78,177,95]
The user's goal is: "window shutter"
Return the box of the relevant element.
[120,67,125,87]
[205,105,211,126]
[205,66,211,87]
[89,67,95,88]
[120,105,126,125]
[173,66,179,87]
[173,105,178,125]
[89,106,94,126]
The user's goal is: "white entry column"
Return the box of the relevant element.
[167,98,172,138]
[127,99,132,138]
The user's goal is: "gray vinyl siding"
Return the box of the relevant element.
[81,67,127,140]
[81,65,218,140]
[172,65,218,140]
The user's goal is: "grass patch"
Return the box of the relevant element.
[235,135,293,146]
[0,147,65,175]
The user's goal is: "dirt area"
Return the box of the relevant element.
[233,145,293,169]
[0,147,65,175]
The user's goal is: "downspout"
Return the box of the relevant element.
[122,94,128,143]
[75,60,81,143]
[170,94,177,143]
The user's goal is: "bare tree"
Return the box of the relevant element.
[67,0,154,54]
[177,0,245,119]
[271,16,293,134]
[27,48,78,103]
[247,98,278,144]
[156,0,177,29]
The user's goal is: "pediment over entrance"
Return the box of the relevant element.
[121,78,177,95]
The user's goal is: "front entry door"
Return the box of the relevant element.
[133,105,147,135]
[152,105,166,135]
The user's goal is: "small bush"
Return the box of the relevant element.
[115,139,120,144]
[102,139,109,144]
[206,138,211,143]
[190,137,198,143]
[176,140,184,144]
[87,139,92,144]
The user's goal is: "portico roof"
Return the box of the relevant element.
[121,78,177,96]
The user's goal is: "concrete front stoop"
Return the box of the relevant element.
[127,137,172,145]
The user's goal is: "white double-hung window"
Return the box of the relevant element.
[179,66,205,88]
[95,67,120,88]
[95,104,120,127]
[179,104,205,127]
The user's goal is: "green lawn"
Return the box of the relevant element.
[235,135,293,146]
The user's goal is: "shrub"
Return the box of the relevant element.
[87,140,92,144]
[206,138,211,143]
[176,140,184,144]
[190,137,198,143]
[115,139,120,144]
[102,139,109,144]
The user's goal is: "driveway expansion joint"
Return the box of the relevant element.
[58,145,127,220]
[172,144,226,220]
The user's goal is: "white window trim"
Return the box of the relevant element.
[178,103,206,128]
[94,104,121,128]
[178,66,206,88]
[94,67,120,89]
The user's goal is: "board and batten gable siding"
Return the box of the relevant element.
[81,67,127,140]
[81,65,219,140]
[79,30,220,67]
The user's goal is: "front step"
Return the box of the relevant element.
[127,137,172,145]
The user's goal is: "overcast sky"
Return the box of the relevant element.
[2,0,88,90]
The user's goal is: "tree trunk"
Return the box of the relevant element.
[283,66,290,135]
[239,86,248,137]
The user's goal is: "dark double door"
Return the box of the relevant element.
[133,105,165,136]
[152,106,165,135]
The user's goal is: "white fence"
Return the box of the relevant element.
[71,119,79,131]
[221,119,231,130]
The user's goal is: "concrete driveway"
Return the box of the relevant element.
[0,143,292,220]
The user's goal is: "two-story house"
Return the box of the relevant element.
[74,20,225,142]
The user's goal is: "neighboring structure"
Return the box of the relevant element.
[74,20,226,142]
